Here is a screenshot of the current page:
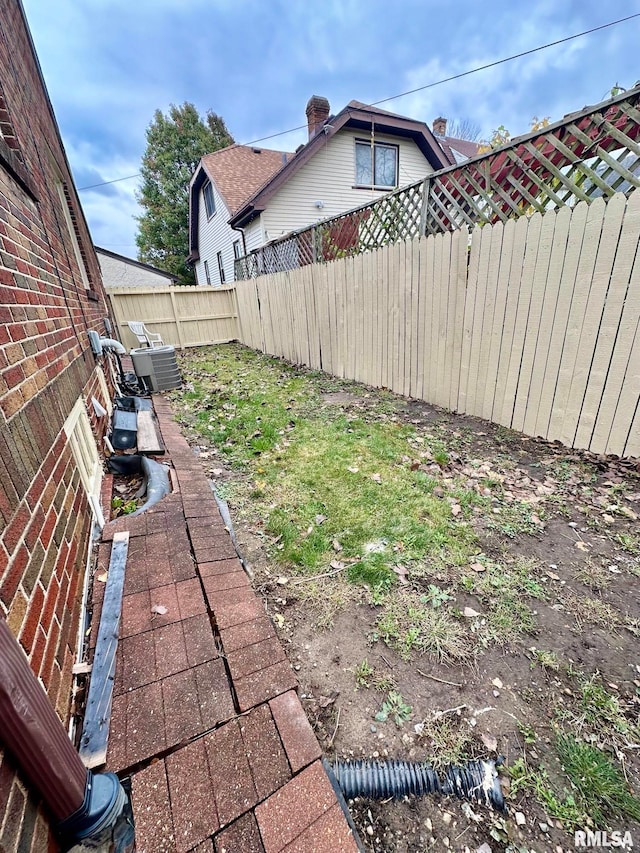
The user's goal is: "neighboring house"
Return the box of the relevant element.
[0,3,115,849]
[96,246,177,289]
[431,116,482,164]
[188,146,293,286]
[188,96,451,282]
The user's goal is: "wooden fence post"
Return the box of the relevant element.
[169,288,185,349]
[419,177,431,237]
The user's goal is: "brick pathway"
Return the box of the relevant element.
[97,397,361,852]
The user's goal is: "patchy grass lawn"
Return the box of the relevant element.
[170,343,640,853]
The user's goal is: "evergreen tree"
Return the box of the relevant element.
[136,103,234,284]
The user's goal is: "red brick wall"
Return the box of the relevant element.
[0,2,116,847]
[0,751,54,852]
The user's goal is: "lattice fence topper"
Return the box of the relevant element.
[235,84,640,280]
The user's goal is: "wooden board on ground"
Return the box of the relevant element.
[79,531,129,769]
[137,409,164,454]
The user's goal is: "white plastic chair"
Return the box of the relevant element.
[127,321,164,348]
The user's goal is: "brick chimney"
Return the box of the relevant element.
[432,116,447,136]
[306,95,330,139]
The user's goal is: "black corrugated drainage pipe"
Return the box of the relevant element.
[0,620,128,844]
[330,757,505,811]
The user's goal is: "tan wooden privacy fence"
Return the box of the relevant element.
[107,285,239,350]
[236,192,640,458]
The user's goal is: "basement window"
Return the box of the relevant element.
[203,181,216,219]
[63,397,104,526]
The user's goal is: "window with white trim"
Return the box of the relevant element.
[204,259,211,285]
[355,139,398,189]
[233,240,241,260]
[203,181,216,219]
[217,251,225,284]
[63,397,103,526]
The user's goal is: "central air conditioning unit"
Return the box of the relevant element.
[130,345,182,392]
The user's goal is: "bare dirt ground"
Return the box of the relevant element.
[172,349,640,853]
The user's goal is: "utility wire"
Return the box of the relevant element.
[372,12,640,107]
[77,12,640,192]
[78,173,139,190]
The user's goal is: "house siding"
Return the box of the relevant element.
[97,251,172,288]
[243,217,265,253]
[0,4,114,848]
[194,182,239,284]
[260,130,433,241]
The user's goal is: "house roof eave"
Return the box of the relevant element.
[188,161,210,257]
[229,205,263,229]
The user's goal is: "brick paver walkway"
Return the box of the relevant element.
[96,397,360,852]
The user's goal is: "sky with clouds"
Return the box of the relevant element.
[21,0,640,260]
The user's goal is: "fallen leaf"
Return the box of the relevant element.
[151,604,167,615]
[318,690,339,708]
[481,733,498,752]
[471,562,486,573]
[371,473,382,483]
[620,505,638,521]
[329,560,345,570]
[97,572,108,583]
[332,539,343,552]
[347,466,359,474]
[451,503,462,516]
[464,607,481,618]
[276,576,289,585]
[273,613,285,628]
[392,564,409,585]
[491,677,503,689]
[574,540,591,551]
[212,468,224,476]
[315,514,327,525]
